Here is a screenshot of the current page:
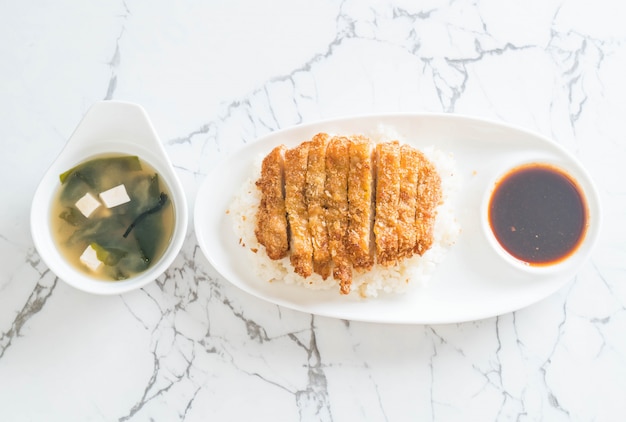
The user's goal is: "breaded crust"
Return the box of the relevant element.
[374,141,401,266]
[255,145,288,260]
[346,135,375,271]
[325,136,352,294]
[305,133,332,279]
[253,133,444,294]
[284,141,313,277]
[414,150,442,255]
[397,144,420,259]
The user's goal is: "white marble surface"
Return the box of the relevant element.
[1,1,625,420]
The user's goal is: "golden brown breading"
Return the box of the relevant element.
[255,145,289,260]
[253,132,444,293]
[346,135,375,271]
[397,144,420,259]
[325,136,352,294]
[284,141,313,277]
[374,140,401,266]
[305,133,332,280]
[414,150,442,256]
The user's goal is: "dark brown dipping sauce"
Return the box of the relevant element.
[488,164,588,266]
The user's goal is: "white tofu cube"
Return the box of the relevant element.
[99,184,131,208]
[80,244,102,272]
[75,192,101,217]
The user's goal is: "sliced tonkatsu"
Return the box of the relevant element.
[254,145,288,260]
[373,141,401,266]
[305,133,332,280]
[396,144,420,259]
[284,141,313,278]
[346,135,376,272]
[324,136,352,294]
[414,150,442,256]
[254,132,444,295]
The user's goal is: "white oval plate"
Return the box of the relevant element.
[194,114,601,324]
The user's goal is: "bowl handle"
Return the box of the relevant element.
[62,101,165,156]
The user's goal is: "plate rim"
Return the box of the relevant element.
[193,112,601,324]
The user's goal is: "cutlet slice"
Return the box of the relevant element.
[284,141,313,277]
[414,151,442,256]
[397,144,420,259]
[325,136,352,294]
[374,140,401,266]
[346,135,375,271]
[305,133,331,280]
[255,145,289,260]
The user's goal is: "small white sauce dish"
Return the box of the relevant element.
[30,101,188,295]
[480,157,600,277]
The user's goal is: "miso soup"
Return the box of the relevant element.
[51,154,175,280]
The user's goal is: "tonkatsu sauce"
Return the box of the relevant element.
[488,164,588,266]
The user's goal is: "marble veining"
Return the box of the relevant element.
[1,0,625,420]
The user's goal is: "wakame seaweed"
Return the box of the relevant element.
[123,192,169,238]
[53,154,174,281]
[91,242,128,266]
[60,155,142,184]
[59,206,86,226]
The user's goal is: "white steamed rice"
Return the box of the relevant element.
[228,126,461,298]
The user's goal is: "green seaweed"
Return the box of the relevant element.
[59,172,92,203]
[59,206,86,226]
[60,155,142,185]
[90,242,127,266]
[56,155,172,280]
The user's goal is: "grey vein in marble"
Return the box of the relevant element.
[2,0,625,420]
[0,249,58,360]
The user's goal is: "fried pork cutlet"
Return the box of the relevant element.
[284,141,313,278]
[253,132,445,294]
[255,145,288,260]
[305,133,331,280]
[414,150,442,256]
[397,144,420,259]
[324,136,352,294]
[346,135,375,271]
[374,141,401,266]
